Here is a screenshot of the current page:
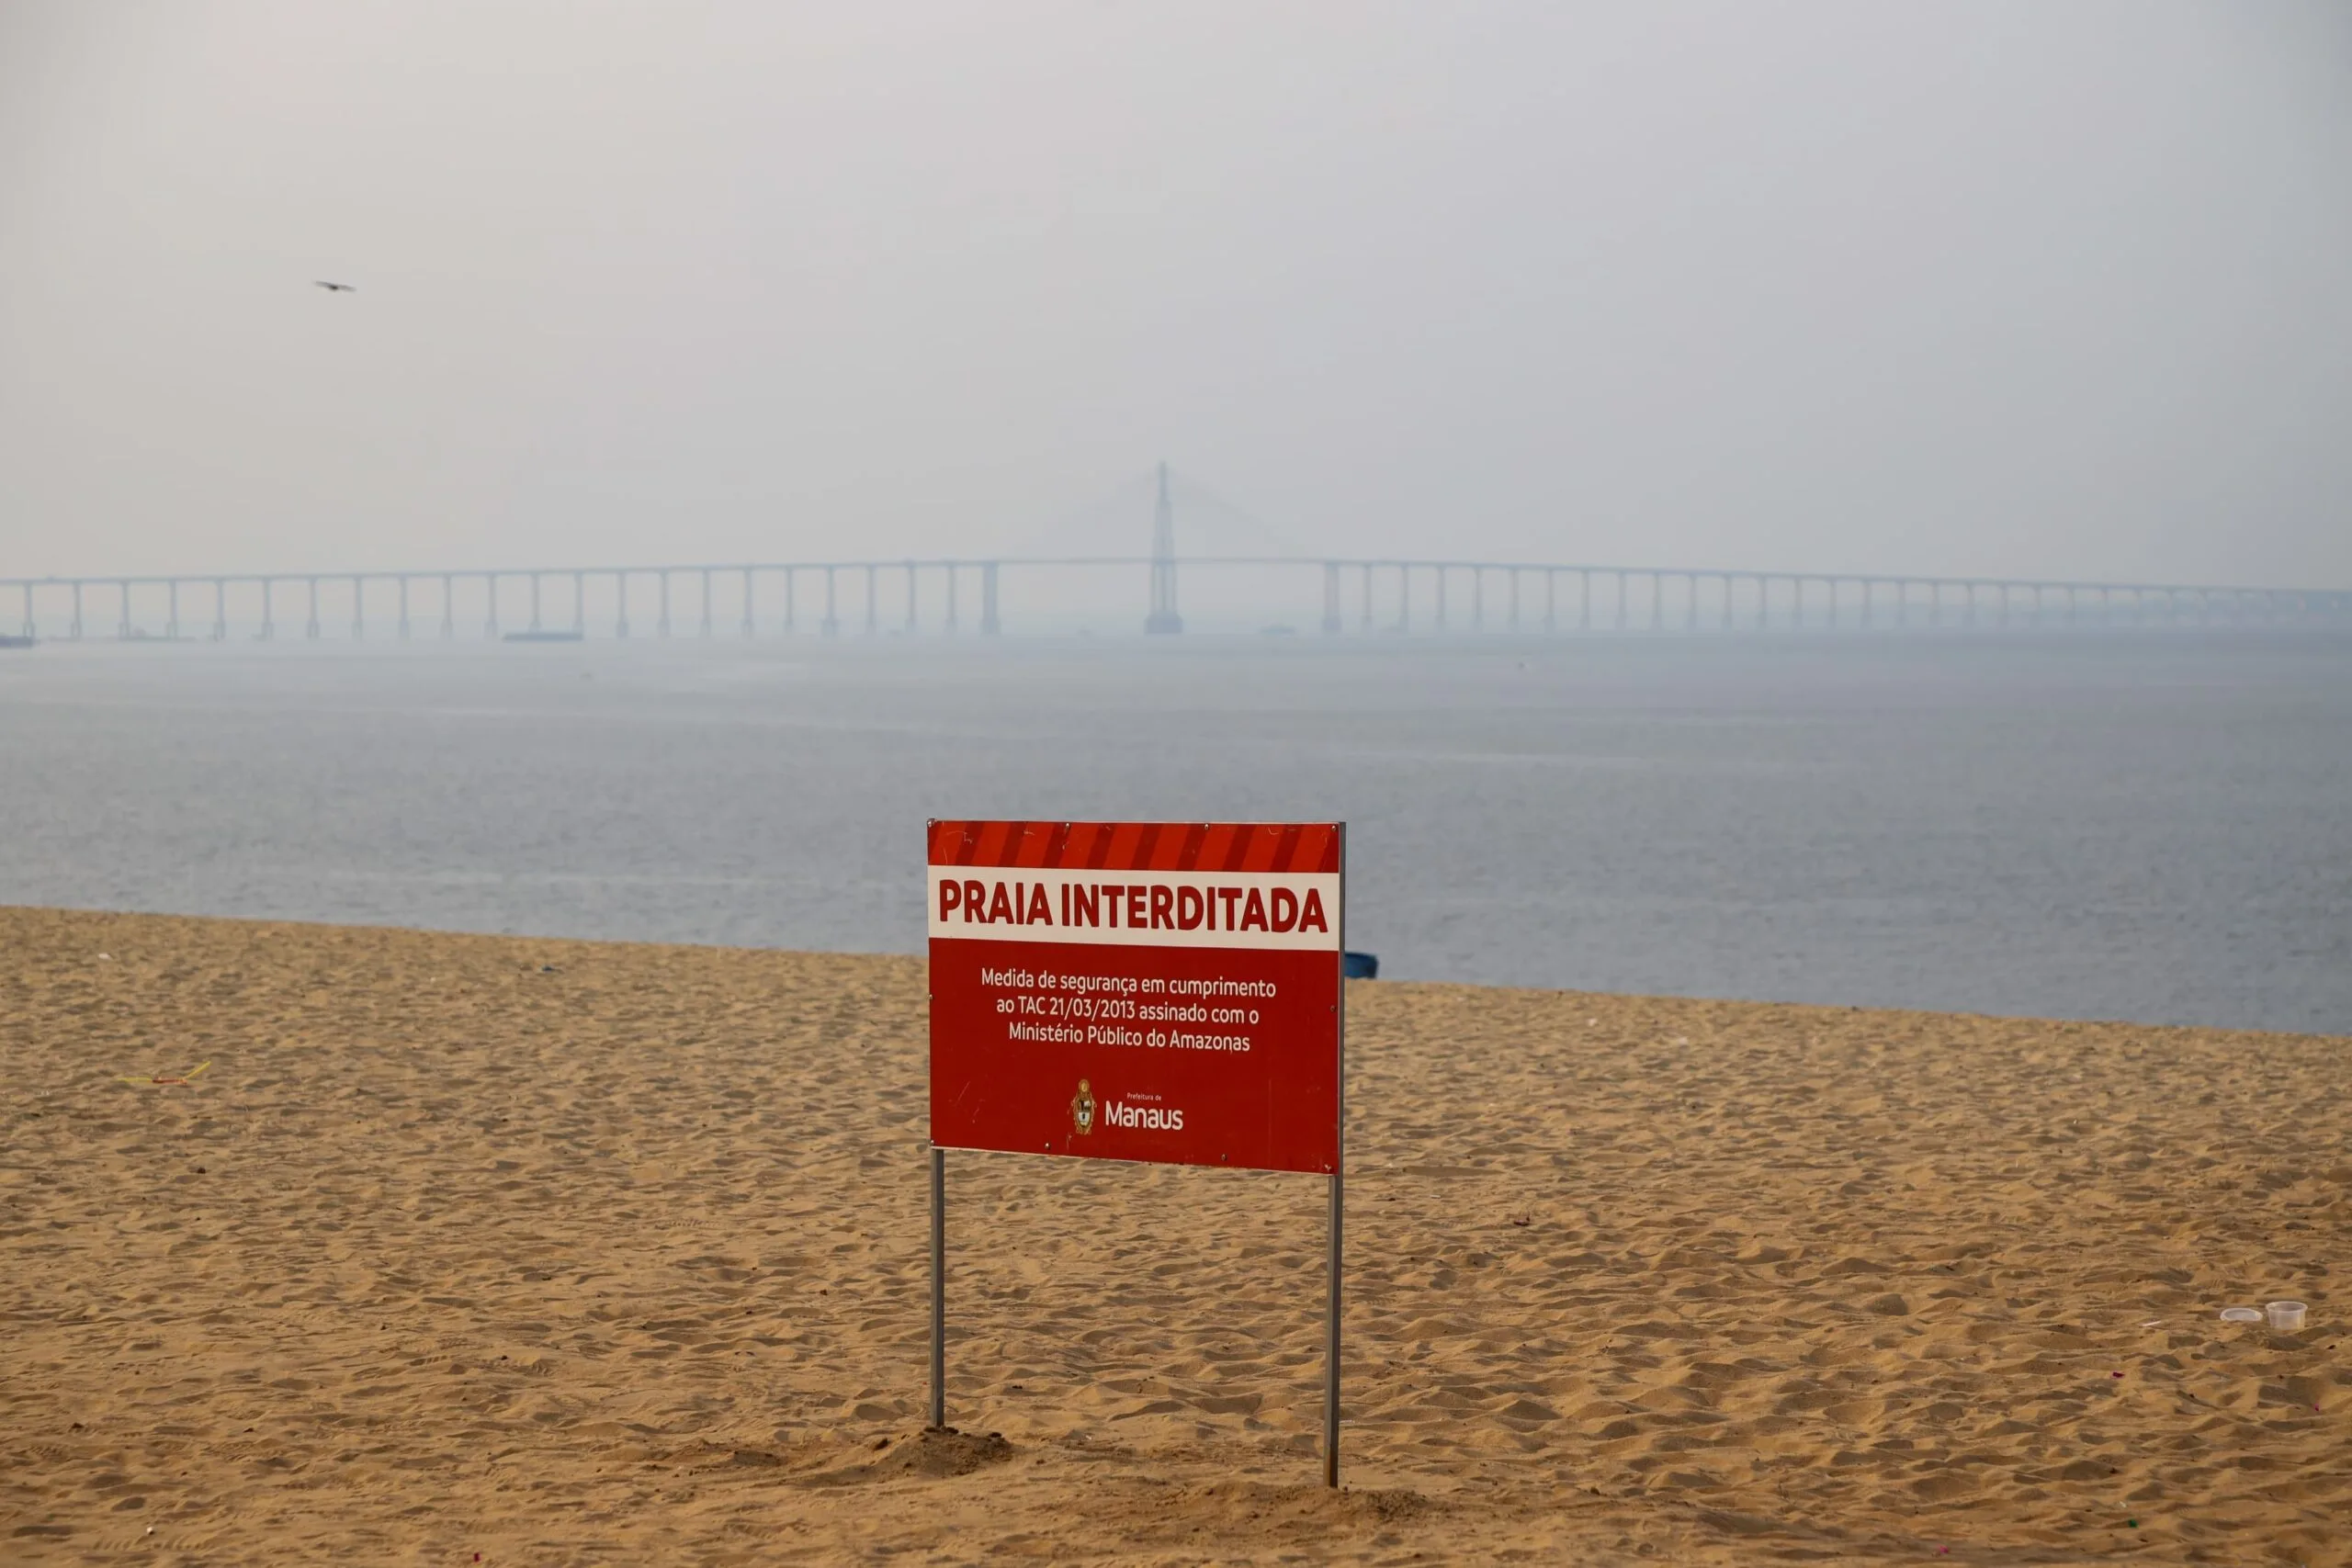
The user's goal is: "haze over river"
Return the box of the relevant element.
[4,634,2346,1032]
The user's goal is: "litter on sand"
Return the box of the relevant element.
[2219,1307,2264,1324]
[119,1061,210,1087]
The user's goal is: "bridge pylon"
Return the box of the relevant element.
[1145,461,1182,634]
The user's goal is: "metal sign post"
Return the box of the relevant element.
[1326,824,1345,1485]
[924,819,1347,1484]
[929,1144,946,1430]
[1325,1138,1343,1486]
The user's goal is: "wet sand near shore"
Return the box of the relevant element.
[2,906,2344,1565]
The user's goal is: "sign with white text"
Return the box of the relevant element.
[927,820,1344,1174]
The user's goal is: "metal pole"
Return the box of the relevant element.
[929,1145,946,1429]
[1325,822,1346,1489]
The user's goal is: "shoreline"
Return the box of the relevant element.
[6,900,2341,1041]
[3,906,2343,1563]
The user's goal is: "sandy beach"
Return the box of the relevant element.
[1,905,2343,1565]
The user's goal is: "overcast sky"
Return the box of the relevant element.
[3,1,2346,585]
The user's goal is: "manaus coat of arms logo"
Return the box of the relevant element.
[1070,1078,1095,1136]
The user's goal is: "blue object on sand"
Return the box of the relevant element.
[1342,951,1379,979]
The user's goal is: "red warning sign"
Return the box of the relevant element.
[928,820,1344,1174]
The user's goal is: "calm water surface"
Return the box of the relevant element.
[4,635,2346,1032]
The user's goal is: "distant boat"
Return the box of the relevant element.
[1342,951,1378,979]
[502,630,585,643]
[0,635,35,650]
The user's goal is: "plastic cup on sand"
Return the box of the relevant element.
[2219,1307,2263,1324]
[2266,1301,2308,1332]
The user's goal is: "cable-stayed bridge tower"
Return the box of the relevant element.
[1145,460,1182,634]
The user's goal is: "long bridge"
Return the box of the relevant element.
[7,554,2346,642]
[8,470,2347,641]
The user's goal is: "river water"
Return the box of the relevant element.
[4,633,2346,1032]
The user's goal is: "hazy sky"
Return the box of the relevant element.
[4,2,2347,584]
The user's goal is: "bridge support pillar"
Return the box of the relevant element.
[1508,569,1521,631]
[1434,567,1448,632]
[945,565,958,634]
[702,568,716,637]
[1579,570,1591,632]
[116,579,131,640]
[865,565,878,635]
[784,567,797,634]
[17,581,31,638]
[1396,563,1410,633]
[213,580,228,641]
[981,563,1000,635]
[905,561,919,634]
[1361,563,1374,632]
[1322,562,1341,635]
[529,572,543,635]
[616,572,631,638]
[822,567,840,637]
[1544,570,1556,633]
[304,577,320,640]
[483,573,500,638]
[256,579,270,641]
[658,570,671,637]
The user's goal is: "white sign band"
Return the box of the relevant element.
[926,867,1342,952]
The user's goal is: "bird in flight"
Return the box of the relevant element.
[313,280,356,292]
